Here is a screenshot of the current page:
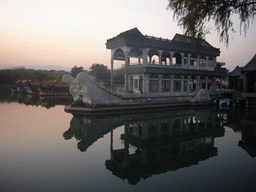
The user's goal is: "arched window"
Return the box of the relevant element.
[162,51,171,65]
[128,48,143,65]
[173,52,182,65]
[190,54,198,66]
[148,49,159,65]
[128,48,143,57]
[199,55,206,67]
[113,48,125,60]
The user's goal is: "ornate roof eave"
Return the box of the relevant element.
[106,28,221,56]
[242,54,256,72]
[228,66,242,77]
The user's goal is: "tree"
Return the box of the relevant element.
[89,64,111,79]
[113,68,124,81]
[0,68,66,84]
[168,0,256,46]
[71,66,84,78]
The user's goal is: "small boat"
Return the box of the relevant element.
[24,86,39,95]
[16,86,27,93]
[214,98,232,107]
[11,86,19,93]
[38,86,70,96]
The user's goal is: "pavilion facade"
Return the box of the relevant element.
[106,28,227,94]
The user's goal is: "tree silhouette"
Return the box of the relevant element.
[89,64,111,79]
[71,66,84,78]
[168,0,256,46]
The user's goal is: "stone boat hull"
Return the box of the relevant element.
[62,72,218,114]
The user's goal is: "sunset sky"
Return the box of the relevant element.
[1,0,256,71]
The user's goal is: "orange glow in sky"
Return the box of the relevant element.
[1,0,256,71]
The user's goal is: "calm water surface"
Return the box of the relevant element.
[1,93,256,192]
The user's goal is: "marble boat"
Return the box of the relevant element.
[63,28,228,114]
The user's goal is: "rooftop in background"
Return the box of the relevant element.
[228,66,243,76]
[242,54,256,72]
[229,54,256,75]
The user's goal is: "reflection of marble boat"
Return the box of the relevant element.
[64,107,226,184]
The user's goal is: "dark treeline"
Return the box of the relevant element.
[0,67,66,85]
[0,64,124,86]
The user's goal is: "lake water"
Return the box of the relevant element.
[1,92,256,192]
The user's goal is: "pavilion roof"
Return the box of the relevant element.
[106,28,220,56]
[228,66,242,77]
[242,54,256,72]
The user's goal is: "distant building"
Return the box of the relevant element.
[228,54,256,107]
[228,66,243,91]
[242,54,256,93]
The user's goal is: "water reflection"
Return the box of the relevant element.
[0,92,72,108]
[225,109,256,157]
[64,107,228,185]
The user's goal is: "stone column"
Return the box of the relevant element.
[205,76,209,90]
[143,48,148,65]
[170,75,174,92]
[111,57,114,90]
[181,75,184,92]
[170,52,174,67]
[159,75,163,93]
[196,76,200,91]
[159,50,163,66]
[150,56,153,64]
[144,74,150,94]
[188,54,191,69]
[206,56,209,69]
[181,53,184,68]
[187,76,191,92]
